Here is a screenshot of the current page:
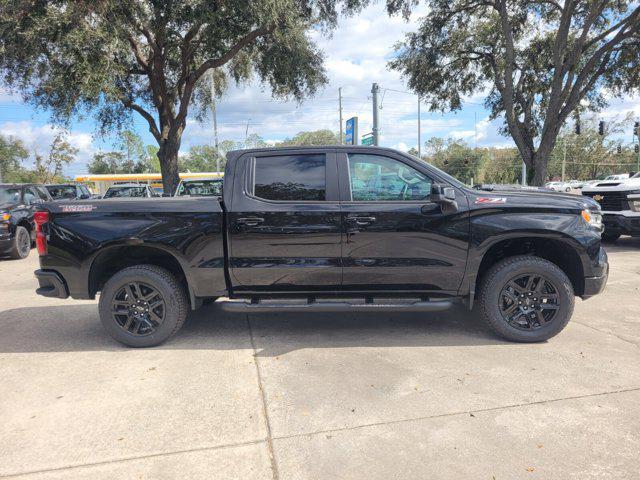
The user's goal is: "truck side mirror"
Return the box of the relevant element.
[430,184,456,204]
[426,184,457,214]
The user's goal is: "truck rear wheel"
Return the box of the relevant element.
[98,265,188,347]
[477,256,574,342]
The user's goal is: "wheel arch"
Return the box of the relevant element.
[88,244,196,309]
[471,235,586,300]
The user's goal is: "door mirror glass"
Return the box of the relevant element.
[430,184,456,204]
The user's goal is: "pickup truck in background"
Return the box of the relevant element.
[33,147,609,347]
[582,172,640,242]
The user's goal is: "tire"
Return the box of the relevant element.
[477,255,574,342]
[9,226,31,259]
[98,265,189,347]
[601,232,621,243]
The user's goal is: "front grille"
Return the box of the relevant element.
[582,192,628,211]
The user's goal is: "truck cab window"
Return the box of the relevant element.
[253,154,326,201]
[348,154,432,201]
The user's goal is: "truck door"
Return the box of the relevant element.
[227,150,342,291]
[337,150,469,294]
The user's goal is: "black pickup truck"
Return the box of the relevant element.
[33,147,609,347]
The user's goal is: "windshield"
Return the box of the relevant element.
[0,187,21,204]
[46,185,76,199]
[176,180,222,196]
[104,186,146,198]
[632,172,640,179]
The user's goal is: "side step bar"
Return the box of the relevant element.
[217,298,453,313]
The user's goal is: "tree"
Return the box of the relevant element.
[88,151,127,175]
[180,145,224,172]
[548,114,636,180]
[388,1,640,185]
[34,132,78,183]
[0,135,28,182]
[279,129,340,146]
[424,137,484,184]
[0,1,351,192]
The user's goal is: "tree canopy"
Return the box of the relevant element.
[0,1,359,192]
[279,129,340,146]
[388,0,640,185]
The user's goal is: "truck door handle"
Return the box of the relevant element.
[354,216,376,226]
[237,217,264,227]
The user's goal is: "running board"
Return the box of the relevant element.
[217,298,453,313]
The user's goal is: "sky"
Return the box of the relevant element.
[1,2,640,178]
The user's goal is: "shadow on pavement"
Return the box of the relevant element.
[0,302,511,355]
[604,235,640,253]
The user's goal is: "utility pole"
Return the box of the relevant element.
[371,83,380,146]
[562,138,567,182]
[417,96,421,158]
[521,161,527,186]
[210,71,220,174]
[338,87,344,145]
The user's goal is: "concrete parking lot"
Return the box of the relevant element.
[1,239,639,480]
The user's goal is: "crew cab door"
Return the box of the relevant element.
[337,150,469,293]
[227,150,342,291]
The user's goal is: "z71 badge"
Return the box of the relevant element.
[475,197,507,204]
[60,204,96,213]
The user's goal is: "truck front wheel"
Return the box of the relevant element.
[477,256,574,342]
[98,265,188,347]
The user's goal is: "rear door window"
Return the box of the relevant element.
[253,154,326,201]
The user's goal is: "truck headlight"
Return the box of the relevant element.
[627,193,640,212]
[581,209,603,230]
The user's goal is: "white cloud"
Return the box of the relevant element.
[0,121,96,176]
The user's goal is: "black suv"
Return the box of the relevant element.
[0,184,52,259]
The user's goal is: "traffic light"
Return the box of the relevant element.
[617,144,622,154]
[598,121,604,136]
[575,122,581,135]
[635,121,640,137]
[635,144,639,153]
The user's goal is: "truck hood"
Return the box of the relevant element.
[582,177,640,192]
[0,201,17,212]
[472,188,599,211]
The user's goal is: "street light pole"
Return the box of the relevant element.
[372,83,380,146]
[339,87,343,145]
[417,96,421,158]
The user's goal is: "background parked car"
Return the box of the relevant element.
[174,178,223,197]
[45,183,92,200]
[102,183,159,199]
[0,183,52,259]
[545,181,571,192]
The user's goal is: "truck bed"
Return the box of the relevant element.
[41,197,227,302]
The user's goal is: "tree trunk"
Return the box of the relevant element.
[532,157,548,186]
[157,140,181,195]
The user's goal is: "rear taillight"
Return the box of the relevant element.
[34,211,49,255]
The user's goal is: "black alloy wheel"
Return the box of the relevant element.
[98,265,188,347]
[477,255,574,342]
[499,274,559,330]
[111,281,166,336]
